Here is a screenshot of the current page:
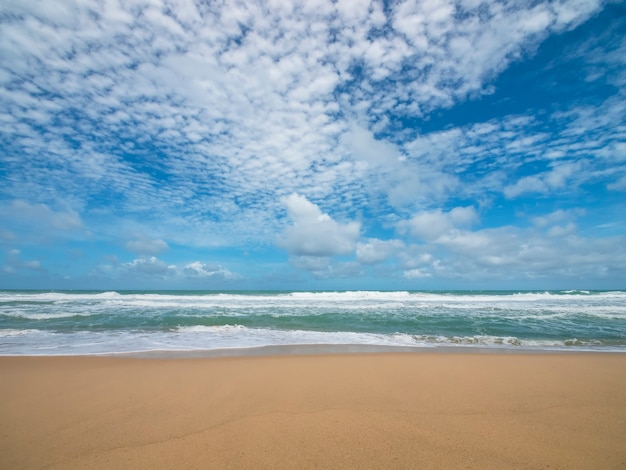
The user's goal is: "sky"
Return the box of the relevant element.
[1,0,625,291]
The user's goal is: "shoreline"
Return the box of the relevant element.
[2,352,626,469]
[2,342,626,358]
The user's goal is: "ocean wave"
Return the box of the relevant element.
[0,291,122,303]
[2,326,624,356]
[1,289,625,355]
[0,310,96,320]
[0,328,44,337]
[2,289,625,305]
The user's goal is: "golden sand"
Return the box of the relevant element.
[1,353,625,469]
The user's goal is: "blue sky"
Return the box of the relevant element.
[1,0,625,290]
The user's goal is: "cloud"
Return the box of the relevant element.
[3,248,43,273]
[125,257,173,276]
[182,261,240,280]
[0,0,608,237]
[2,200,82,232]
[342,124,401,166]
[398,206,479,242]
[608,175,626,191]
[0,200,85,248]
[547,222,577,238]
[504,161,582,198]
[396,220,626,282]
[101,257,241,282]
[125,238,169,256]
[403,268,432,279]
[532,208,585,228]
[290,255,363,280]
[0,0,622,287]
[277,193,360,257]
[356,238,404,264]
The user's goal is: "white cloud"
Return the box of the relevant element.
[110,257,241,281]
[290,255,363,279]
[125,257,173,276]
[403,268,432,279]
[547,222,577,238]
[532,208,585,227]
[8,200,82,231]
[399,206,479,241]
[608,175,626,191]
[0,200,84,244]
[356,238,404,264]
[342,124,401,166]
[402,223,626,281]
[125,238,169,256]
[504,175,549,198]
[22,260,41,270]
[504,161,582,198]
[0,0,608,239]
[290,256,332,277]
[277,193,360,257]
[182,261,240,280]
[0,0,622,287]
[3,248,43,273]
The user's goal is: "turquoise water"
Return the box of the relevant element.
[1,290,625,355]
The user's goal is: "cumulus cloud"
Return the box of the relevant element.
[356,238,404,264]
[182,261,239,280]
[394,216,626,282]
[398,206,479,242]
[277,193,360,257]
[125,257,173,276]
[342,124,401,166]
[387,204,626,283]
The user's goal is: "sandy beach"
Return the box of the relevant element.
[1,352,625,469]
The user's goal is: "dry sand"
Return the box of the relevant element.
[1,352,625,469]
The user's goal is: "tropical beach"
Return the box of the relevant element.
[2,290,626,467]
[2,0,626,468]
[2,352,625,469]
[3,290,626,355]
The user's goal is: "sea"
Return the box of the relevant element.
[1,290,625,356]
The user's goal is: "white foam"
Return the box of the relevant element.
[0,310,95,320]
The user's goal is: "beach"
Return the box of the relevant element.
[1,352,625,469]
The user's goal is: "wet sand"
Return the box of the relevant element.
[1,352,625,469]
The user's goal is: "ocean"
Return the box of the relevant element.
[1,290,625,355]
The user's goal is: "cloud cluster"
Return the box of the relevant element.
[94,257,240,284]
[1,0,624,287]
[277,193,360,257]
[1,1,609,227]
[396,208,626,283]
[398,206,479,241]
